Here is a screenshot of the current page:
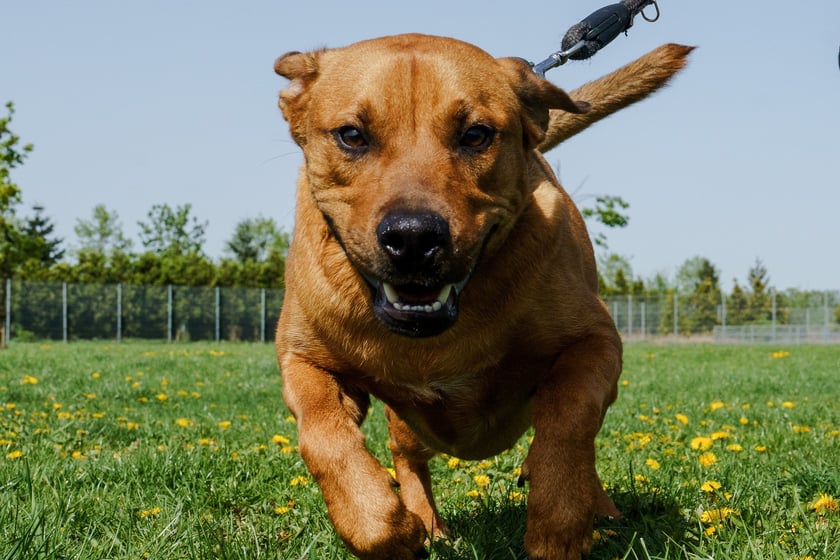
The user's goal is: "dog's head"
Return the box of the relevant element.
[275,34,588,337]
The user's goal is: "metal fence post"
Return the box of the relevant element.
[627,295,633,338]
[673,292,678,337]
[640,300,646,338]
[260,289,266,344]
[215,286,221,343]
[4,278,11,345]
[62,282,68,343]
[167,285,173,343]
[116,283,122,343]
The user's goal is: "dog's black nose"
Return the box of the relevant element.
[376,211,450,274]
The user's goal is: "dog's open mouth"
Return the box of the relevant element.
[370,280,463,338]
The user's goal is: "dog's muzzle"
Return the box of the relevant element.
[366,210,464,338]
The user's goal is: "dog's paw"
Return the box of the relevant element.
[343,504,429,560]
[523,508,594,560]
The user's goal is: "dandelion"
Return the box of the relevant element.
[739,416,749,425]
[675,413,689,425]
[754,445,768,453]
[709,401,725,412]
[690,436,714,451]
[91,372,101,379]
[811,493,838,515]
[138,507,161,519]
[771,351,791,359]
[217,421,231,430]
[289,476,309,487]
[699,452,717,467]
[473,474,491,488]
[22,375,39,385]
[792,425,811,434]
[447,457,461,469]
[645,458,661,470]
[155,393,168,402]
[781,401,795,409]
[710,431,730,440]
[272,434,290,445]
[726,444,743,452]
[466,490,481,498]
[6,450,23,460]
[699,507,738,524]
[175,418,194,428]
[701,480,722,492]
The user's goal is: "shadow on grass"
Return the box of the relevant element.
[431,489,694,560]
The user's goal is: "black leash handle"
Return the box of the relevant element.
[532,0,660,76]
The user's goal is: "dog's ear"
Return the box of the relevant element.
[274,50,322,145]
[497,57,590,149]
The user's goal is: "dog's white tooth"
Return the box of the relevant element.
[383,283,400,304]
[437,284,453,304]
[432,301,442,312]
[424,305,433,313]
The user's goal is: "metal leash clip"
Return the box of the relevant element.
[532,0,660,77]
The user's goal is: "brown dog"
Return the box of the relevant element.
[274,35,691,559]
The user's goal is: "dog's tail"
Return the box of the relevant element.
[538,43,695,153]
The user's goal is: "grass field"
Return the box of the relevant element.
[1,341,838,559]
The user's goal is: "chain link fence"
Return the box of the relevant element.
[2,279,283,343]
[603,291,840,344]
[2,279,839,344]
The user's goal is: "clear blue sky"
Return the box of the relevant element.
[4,1,839,290]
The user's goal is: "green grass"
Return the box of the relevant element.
[1,342,838,559]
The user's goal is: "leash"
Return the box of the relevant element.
[532,0,660,77]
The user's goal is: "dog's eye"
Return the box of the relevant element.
[459,125,495,151]
[334,126,368,152]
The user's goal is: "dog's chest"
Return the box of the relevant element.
[374,368,538,460]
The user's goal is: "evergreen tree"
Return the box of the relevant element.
[19,204,65,267]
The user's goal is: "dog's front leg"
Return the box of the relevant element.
[281,357,428,559]
[521,335,621,560]
[385,407,449,538]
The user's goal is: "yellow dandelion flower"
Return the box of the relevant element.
[197,438,213,446]
[473,474,491,488]
[710,431,730,440]
[704,526,717,536]
[138,396,148,404]
[792,425,811,434]
[71,450,85,460]
[709,401,725,412]
[699,507,738,524]
[281,446,295,454]
[726,444,743,452]
[466,490,481,498]
[275,505,291,515]
[701,480,722,492]
[675,413,689,425]
[690,436,714,451]
[698,452,717,467]
[175,418,194,428]
[811,493,838,515]
[138,507,162,519]
[771,351,790,359]
[155,393,168,402]
[217,421,231,430]
[634,474,648,484]
[739,416,749,425]
[781,401,795,409]
[6,450,23,460]
[645,458,661,470]
[272,434,290,445]
[447,457,461,469]
[91,372,101,379]
[754,445,767,453]
[289,476,309,487]
[22,375,39,385]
